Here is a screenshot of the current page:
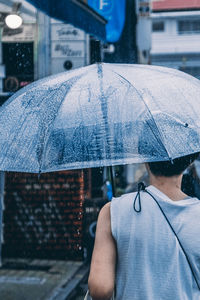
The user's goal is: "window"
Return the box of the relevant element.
[178,20,200,34]
[2,42,34,92]
[152,21,164,32]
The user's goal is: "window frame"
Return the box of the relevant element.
[178,19,200,35]
[152,21,165,32]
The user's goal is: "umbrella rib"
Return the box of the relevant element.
[39,72,89,172]
[111,69,172,160]
[97,63,113,161]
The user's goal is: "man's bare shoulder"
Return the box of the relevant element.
[100,202,111,215]
[97,202,111,231]
[88,201,116,299]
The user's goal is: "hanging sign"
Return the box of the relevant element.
[87,0,126,43]
[138,0,151,17]
[2,24,36,42]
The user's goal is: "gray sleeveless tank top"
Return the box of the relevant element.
[110,185,200,300]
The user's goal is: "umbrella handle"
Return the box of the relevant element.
[109,166,116,198]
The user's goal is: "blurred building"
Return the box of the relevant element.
[0,1,36,104]
[151,0,200,79]
[0,1,93,101]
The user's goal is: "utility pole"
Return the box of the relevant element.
[36,11,51,79]
[136,0,152,64]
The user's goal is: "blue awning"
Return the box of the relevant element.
[26,0,107,41]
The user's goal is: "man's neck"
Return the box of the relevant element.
[149,174,188,201]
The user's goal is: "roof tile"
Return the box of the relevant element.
[152,0,200,11]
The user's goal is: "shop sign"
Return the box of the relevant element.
[51,24,85,41]
[138,0,151,17]
[88,0,126,42]
[2,24,36,42]
[51,41,85,58]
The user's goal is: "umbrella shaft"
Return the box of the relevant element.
[109,166,116,198]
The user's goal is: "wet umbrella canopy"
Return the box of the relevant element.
[0,63,200,173]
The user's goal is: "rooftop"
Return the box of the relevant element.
[152,0,200,11]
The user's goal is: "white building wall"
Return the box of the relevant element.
[152,20,200,55]
[151,11,200,77]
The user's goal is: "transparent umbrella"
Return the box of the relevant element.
[0,63,200,173]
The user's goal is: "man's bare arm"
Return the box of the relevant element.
[88,202,116,300]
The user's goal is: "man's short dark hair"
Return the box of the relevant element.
[148,152,200,177]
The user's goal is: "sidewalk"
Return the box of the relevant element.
[0,258,89,300]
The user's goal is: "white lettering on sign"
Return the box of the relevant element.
[99,0,110,10]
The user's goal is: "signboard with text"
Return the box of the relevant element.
[88,0,126,42]
[51,24,85,41]
[137,0,151,64]
[138,0,151,17]
[51,41,85,58]
[2,24,36,42]
[51,21,87,73]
